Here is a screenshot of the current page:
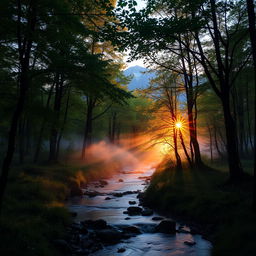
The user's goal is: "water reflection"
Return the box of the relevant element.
[68,167,212,256]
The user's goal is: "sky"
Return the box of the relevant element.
[122,0,147,68]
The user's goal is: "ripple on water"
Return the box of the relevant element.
[68,168,212,256]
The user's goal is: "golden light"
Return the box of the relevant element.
[175,122,182,129]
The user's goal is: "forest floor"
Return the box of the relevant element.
[0,161,114,256]
[144,159,256,256]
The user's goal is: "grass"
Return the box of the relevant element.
[144,159,256,256]
[0,161,115,256]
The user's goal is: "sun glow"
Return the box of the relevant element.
[175,122,182,129]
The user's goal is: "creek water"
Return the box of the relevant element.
[68,166,212,256]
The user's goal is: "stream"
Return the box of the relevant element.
[68,166,212,256]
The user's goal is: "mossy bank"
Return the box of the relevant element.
[144,161,256,256]
[0,162,114,256]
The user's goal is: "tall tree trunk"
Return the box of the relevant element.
[179,131,192,168]
[56,86,71,159]
[173,128,182,170]
[207,124,213,163]
[221,93,244,181]
[33,84,54,163]
[0,0,37,211]
[246,0,256,210]
[49,74,64,163]
[81,98,94,159]
[18,118,26,164]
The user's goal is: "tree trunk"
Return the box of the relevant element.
[56,86,71,159]
[49,74,63,163]
[173,128,182,170]
[246,0,256,210]
[81,98,94,159]
[221,94,244,181]
[33,84,54,163]
[0,0,36,211]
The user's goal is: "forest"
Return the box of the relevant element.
[0,0,255,256]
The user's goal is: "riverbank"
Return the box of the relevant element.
[0,161,117,256]
[143,160,256,256]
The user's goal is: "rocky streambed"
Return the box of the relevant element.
[64,167,212,255]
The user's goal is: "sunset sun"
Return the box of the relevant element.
[175,122,182,129]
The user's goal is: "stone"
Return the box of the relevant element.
[155,220,176,234]
[99,180,108,186]
[141,208,153,216]
[112,192,123,197]
[128,201,136,205]
[123,211,129,214]
[122,225,141,234]
[127,206,143,215]
[117,248,126,253]
[118,179,124,182]
[84,191,102,197]
[105,197,112,200]
[125,217,131,220]
[152,216,164,221]
[95,229,123,244]
[184,241,196,246]
[81,219,107,229]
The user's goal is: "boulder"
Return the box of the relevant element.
[82,219,108,229]
[105,197,112,200]
[141,208,153,216]
[112,192,123,197]
[99,180,108,186]
[84,191,102,197]
[155,220,176,234]
[128,201,136,205]
[122,225,141,234]
[117,248,126,253]
[124,217,131,220]
[95,229,123,244]
[118,179,124,182]
[127,206,143,216]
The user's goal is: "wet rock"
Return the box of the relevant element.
[112,192,123,197]
[80,238,95,249]
[127,206,143,215]
[155,220,176,234]
[141,208,153,216]
[105,197,112,200]
[118,179,124,182]
[84,191,103,197]
[124,217,131,220]
[184,241,196,246]
[95,229,123,244]
[128,201,136,205]
[70,222,83,231]
[81,219,107,229]
[122,225,141,234]
[123,211,129,214]
[117,248,126,253]
[99,180,108,186]
[137,192,144,199]
[53,239,71,253]
[136,223,157,233]
[152,216,164,221]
